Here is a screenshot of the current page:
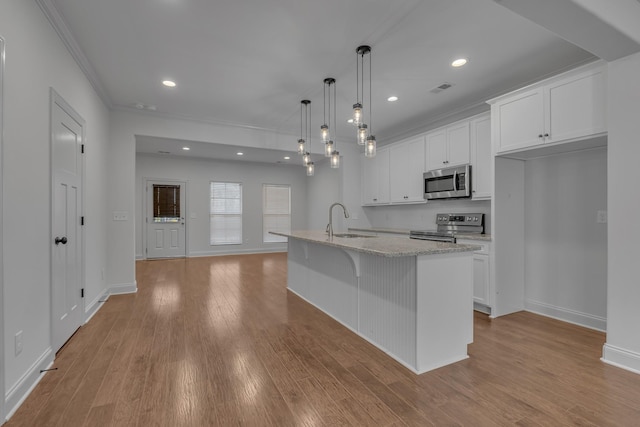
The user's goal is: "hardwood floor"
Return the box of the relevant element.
[6,253,640,426]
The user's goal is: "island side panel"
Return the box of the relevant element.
[416,252,474,373]
[287,239,310,298]
[359,255,418,370]
[286,239,359,331]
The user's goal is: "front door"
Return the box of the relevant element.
[146,180,186,258]
[51,91,84,353]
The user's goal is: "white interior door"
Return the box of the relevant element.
[51,91,84,353]
[146,180,186,259]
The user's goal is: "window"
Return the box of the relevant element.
[263,184,291,243]
[152,184,181,223]
[210,182,242,245]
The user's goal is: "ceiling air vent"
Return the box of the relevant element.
[157,150,171,154]
[430,82,454,94]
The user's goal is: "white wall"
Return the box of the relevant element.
[108,111,324,294]
[0,0,110,417]
[305,141,371,233]
[524,147,607,330]
[603,52,640,373]
[136,153,309,258]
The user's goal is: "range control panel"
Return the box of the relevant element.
[435,213,484,226]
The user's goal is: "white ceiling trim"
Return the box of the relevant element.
[35,0,112,108]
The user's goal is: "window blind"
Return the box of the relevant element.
[210,182,242,245]
[263,184,290,243]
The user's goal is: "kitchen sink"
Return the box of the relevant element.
[332,233,377,238]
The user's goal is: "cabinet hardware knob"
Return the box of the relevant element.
[538,134,543,138]
[55,236,68,245]
[544,133,549,137]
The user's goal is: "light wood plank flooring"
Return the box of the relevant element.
[6,253,640,426]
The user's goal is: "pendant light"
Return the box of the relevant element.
[300,99,314,176]
[323,78,335,157]
[353,46,370,132]
[330,78,340,168]
[357,45,377,158]
[323,78,334,157]
[297,100,305,155]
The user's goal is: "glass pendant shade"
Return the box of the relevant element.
[303,151,311,165]
[365,135,376,158]
[357,124,368,145]
[306,162,315,176]
[297,139,305,155]
[325,140,334,157]
[331,151,340,168]
[321,124,329,143]
[352,103,363,126]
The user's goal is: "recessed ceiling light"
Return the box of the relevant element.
[162,80,176,87]
[347,118,354,124]
[182,147,190,151]
[451,58,468,68]
[284,156,290,160]
[237,152,244,156]
[387,96,398,102]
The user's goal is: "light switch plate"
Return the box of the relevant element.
[113,211,128,221]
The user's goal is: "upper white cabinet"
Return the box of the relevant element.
[361,147,390,205]
[389,136,426,203]
[470,114,492,200]
[490,63,606,154]
[425,121,470,171]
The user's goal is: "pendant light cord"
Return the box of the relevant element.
[333,80,337,149]
[369,50,372,134]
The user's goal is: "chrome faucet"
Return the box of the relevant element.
[326,202,350,238]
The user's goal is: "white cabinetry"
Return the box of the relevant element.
[491,64,606,154]
[470,114,492,200]
[426,121,470,171]
[458,239,491,312]
[389,136,425,203]
[361,147,390,205]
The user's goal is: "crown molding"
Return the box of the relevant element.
[35,0,113,108]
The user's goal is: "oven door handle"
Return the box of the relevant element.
[453,170,458,192]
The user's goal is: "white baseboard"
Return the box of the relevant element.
[601,344,640,375]
[109,281,137,295]
[4,348,54,422]
[85,289,110,323]
[525,298,606,332]
[188,248,286,258]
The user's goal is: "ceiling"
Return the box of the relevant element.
[44,0,609,162]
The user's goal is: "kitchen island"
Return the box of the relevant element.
[271,230,480,374]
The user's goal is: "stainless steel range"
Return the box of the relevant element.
[410,213,484,243]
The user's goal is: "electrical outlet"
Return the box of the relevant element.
[597,210,607,224]
[15,331,23,356]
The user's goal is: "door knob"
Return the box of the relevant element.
[55,236,68,245]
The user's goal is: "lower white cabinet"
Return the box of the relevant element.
[473,254,490,307]
[458,239,492,312]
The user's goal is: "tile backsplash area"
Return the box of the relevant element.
[363,199,491,234]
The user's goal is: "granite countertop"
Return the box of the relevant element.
[348,227,492,242]
[272,230,481,258]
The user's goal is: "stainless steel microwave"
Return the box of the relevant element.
[423,164,471,200]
